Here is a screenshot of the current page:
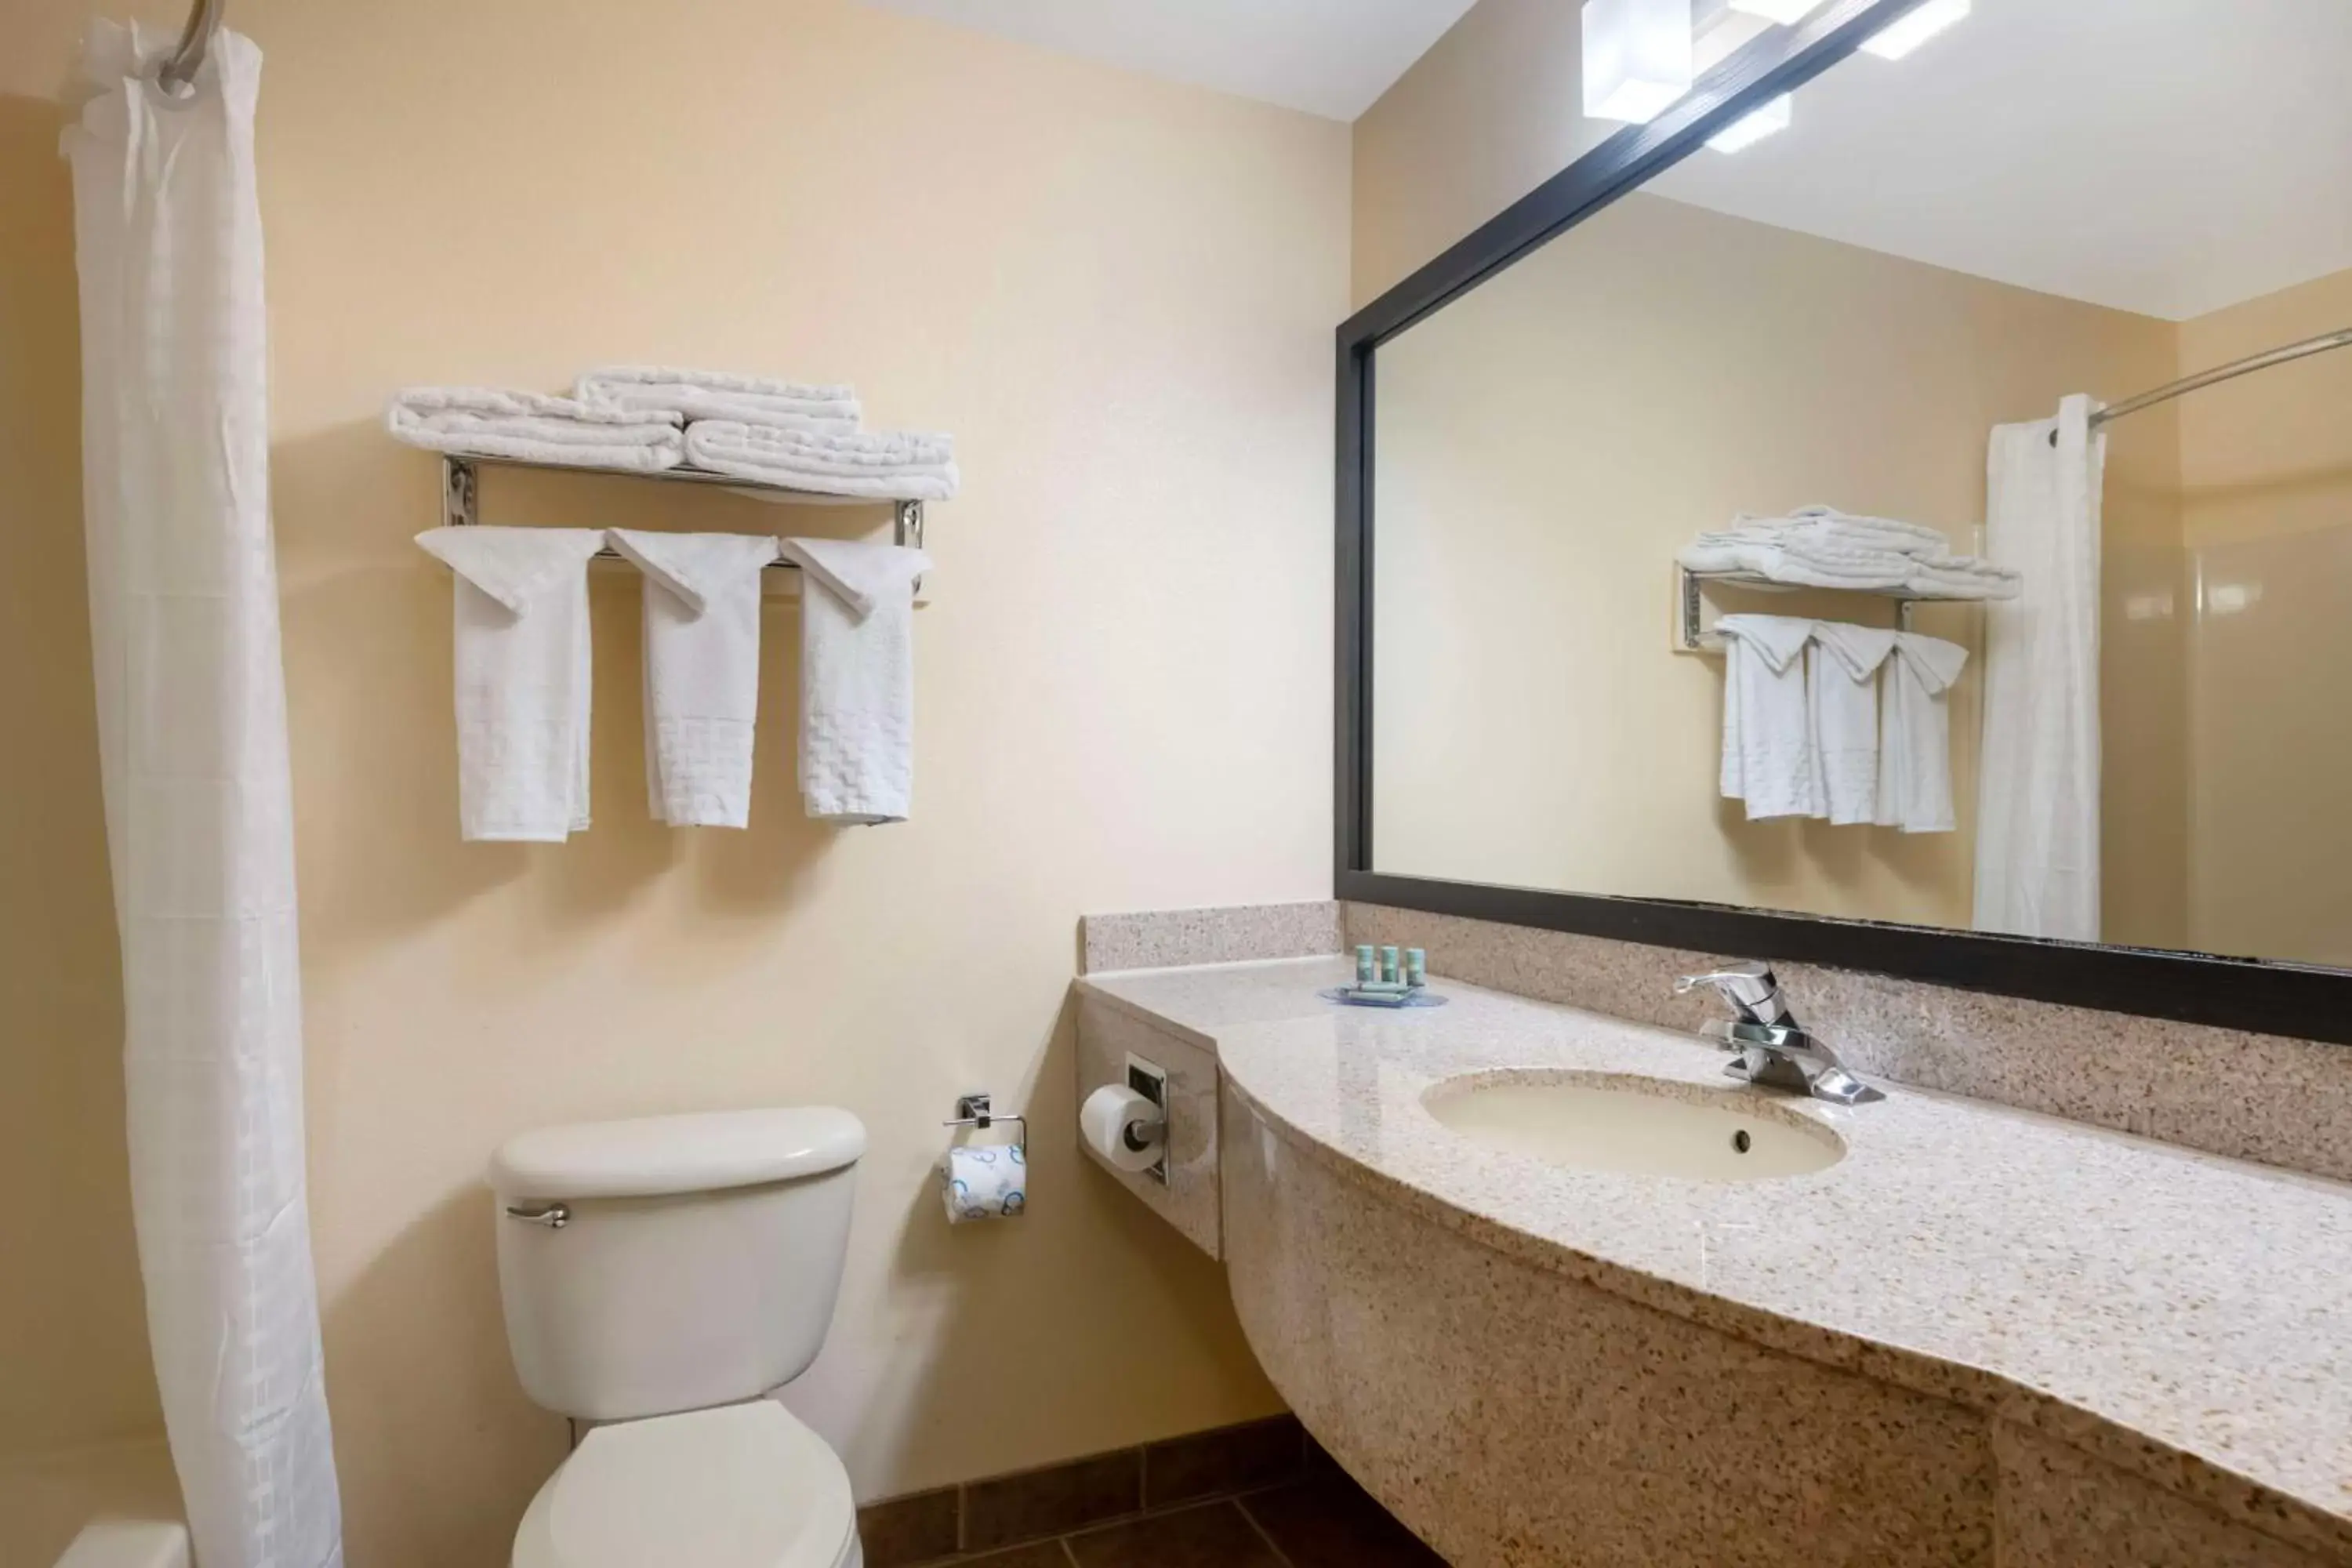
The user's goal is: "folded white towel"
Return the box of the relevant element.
[1681,539,1912,591]
[775,539,931,824]
[604,530,781,829]
[1807,622,1898,826]
[1905,555,2024,601]
[1876,631,1970,834]
[1784,505,1954,556]
[389,387,684,471]
[1685,511,2019,601]
[1709,512,1947,560]
[1768,532,1920,578]
[687,422,960,501]
[1715,613,1820,820]
[414,527,606,841]
[1777,520,1950,561]
[576,366,861,431]
[1703,524,1908,570]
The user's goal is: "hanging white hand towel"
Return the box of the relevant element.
[605,530,781,828]
[776,538,932,824]
[1715,614,1820,821]
[1875,631,1970,834]
[416,527,606,840]
[1807,622,1898,826]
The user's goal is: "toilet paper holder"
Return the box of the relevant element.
[945,1093,1025,1156]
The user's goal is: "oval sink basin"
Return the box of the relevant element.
[1423,1071,1846,1181]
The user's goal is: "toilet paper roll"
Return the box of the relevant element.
[940,1143,1025,1224]
[1080,1084,1165,1173]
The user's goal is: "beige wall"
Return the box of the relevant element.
[2180,266,2352,964]
[2,2,1347,1564]
[1350,0,1612,308]
[1370,191,2182,927]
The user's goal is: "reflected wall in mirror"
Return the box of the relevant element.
[1370,0,2352,969]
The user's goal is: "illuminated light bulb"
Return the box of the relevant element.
[1707,93,1792,152]
[1583,0,1696,124]
[1726,0,1828,24]
[1860,0,1970,60]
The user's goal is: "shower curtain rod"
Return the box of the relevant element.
[2062,325,2352,444]
[159,0,225,92]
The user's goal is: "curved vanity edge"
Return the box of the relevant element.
[1073,954,1356,1055]
[1216,1067,2352,1564]
[1094,956,2352,1565]
[1220,1065,1888,1370]
[1073,975,1222,1052]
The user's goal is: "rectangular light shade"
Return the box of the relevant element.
[1860,0,1970,60]
[1583,0,1696,124]
[1707,93,1791,152]
[1726,0,1828,23]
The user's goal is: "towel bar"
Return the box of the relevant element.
[440,453,926,560]
[1675,563,1928,655]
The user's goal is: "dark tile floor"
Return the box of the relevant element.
[932,1471,1446,1568]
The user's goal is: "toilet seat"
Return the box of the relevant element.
[513,1402,859,1568]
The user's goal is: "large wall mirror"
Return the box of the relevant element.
[1341,0,2352,1036]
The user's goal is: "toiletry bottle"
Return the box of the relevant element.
[1356,946,1377,986]
[1405,949,1427,989]
[1380,946,1401,985]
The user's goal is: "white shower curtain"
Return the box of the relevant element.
[64,24,343,1568]
[1973,394,2104,941]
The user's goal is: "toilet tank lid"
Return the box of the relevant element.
[490,1108,867,1200]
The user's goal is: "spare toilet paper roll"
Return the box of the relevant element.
[1080,1084,1165,1174]
[940,1143,1025,1224]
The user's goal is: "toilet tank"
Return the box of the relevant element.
[489,1107,866,1422]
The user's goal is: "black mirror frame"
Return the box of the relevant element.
[1334,0,2352,1046]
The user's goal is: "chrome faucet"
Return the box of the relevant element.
[1672,962,1882,1106]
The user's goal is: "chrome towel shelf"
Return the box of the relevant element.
[441,452,927,562]
[1674,564,1955,655]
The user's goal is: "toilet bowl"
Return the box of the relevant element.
[489,1107,869,1568]
[511,1403,860,1568]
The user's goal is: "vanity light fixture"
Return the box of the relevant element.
[1860,0,1969,60]
[1725,0,1827,24]
[1582,0,1696,123]
[1707,93,1791,151]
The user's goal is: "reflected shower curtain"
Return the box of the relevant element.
[1973,394,2104,941]
[64,24,343,1568]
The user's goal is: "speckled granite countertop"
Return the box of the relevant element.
[1079,956,2352,1549]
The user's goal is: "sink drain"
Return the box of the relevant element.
[1730,1129,1752,1154]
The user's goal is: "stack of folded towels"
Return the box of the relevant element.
[1678,504,2019,601]
[387,365,958,501]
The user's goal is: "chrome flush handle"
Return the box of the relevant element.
[503,1201,570,1229]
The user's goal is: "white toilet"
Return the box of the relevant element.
[489,1105,869,1568]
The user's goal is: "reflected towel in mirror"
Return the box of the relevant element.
[1716,613,1820,820]
[1809,622,1898,826]
[1877,631,1969,834]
